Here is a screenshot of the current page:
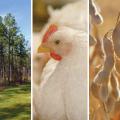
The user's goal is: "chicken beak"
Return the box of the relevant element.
[37,43,51,53]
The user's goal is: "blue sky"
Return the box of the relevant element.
[0,0,31,44]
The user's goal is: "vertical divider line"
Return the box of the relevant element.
[31,0,33,119]
[87,0,90,120]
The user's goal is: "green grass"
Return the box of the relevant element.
[0,84,31,120]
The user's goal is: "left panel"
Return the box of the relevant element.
[0,0,31,119]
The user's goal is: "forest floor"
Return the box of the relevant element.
[0,84,31,120]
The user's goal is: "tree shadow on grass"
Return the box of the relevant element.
[0,84,31,120]
[0,103,31,120]
[0,84,31,101]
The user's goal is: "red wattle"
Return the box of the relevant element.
[50,51,62,61]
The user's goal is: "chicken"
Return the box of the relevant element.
[38,0,88,39]
[33,0,88,84]
[34,24,88,120]
[33,31,57,85]
[33,1,88,119]
[47,0,88,32]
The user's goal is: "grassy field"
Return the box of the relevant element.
[0,84,31,120]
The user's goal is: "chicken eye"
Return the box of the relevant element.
[55,40,60,45]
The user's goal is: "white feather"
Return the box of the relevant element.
[35,30,88,120]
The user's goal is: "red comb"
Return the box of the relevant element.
[42,24,58,43]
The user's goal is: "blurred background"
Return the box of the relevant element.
[33,0,80,32]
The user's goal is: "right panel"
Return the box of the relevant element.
[90,0,120,120]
